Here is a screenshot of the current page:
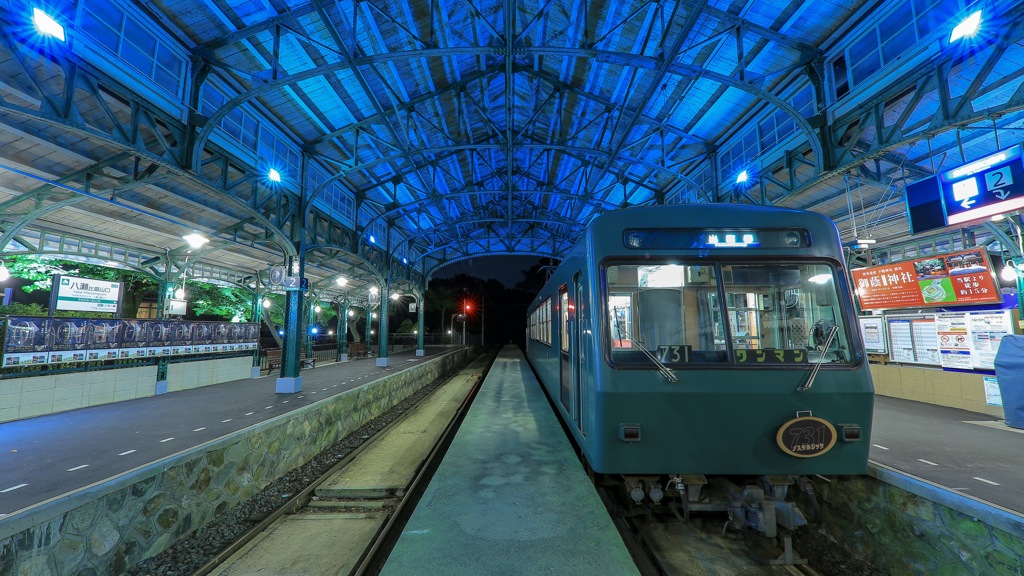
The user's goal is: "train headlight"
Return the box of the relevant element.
[839,424,862,442]
[626,232,643,248]
[783,231,802,247]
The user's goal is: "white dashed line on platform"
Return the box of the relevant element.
[118,450,137,456]
[159,438,175,443]
[194,427,206,432]
[67,465,89,471]
[245,412,254,416]
[221,419,232,423]
[1,484,27,493]
[297,396,304,399]
[282,400,290,404]
[265,406,273,409]
[322,388,327,391]
[974,477,1000,486]
[917,459,938,466]
[872,444,890,450]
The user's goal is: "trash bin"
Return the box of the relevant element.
[993,334,1024,429]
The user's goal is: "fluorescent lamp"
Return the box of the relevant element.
[267,168,281,183]
[855,238,876,245]
[949,10,982,43]
[32,8,65,41]
[735,170,749,184]
[335,276,347,287]
[369,235,376,244]
[948,151,1005,179]
[183,232,209,248]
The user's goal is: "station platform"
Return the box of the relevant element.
[869,395,1023,513]
[381,346,640,576]
[0,346,443,518]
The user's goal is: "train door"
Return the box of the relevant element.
[572,272,586,435]
[559,285,571,412]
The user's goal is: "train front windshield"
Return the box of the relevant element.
[605,262,853,368]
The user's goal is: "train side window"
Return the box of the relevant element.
[605,263,726,366]
[720,263,851,364]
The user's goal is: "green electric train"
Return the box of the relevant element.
[525,203,874,541]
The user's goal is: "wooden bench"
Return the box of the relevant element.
[265,348,316,372]
[348,342,371,359]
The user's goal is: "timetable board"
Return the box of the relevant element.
[886,314,940,366]
[884,310,1012,370]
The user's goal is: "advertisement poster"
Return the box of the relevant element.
[212,322,230,352]
[119,319,149,359]
[146,321,174,357]
[968,311,1012,370]
[48,318,90,364]
[935,313,972,369]
[53,275,121,313]
[194,322,214,353]
[2,317,51,367]
[240,323,259,351]
[87,319,122,361]
[171,322,193,355]
[852,248,1001,310]
[886,314,940,365]
[858,316,887,354]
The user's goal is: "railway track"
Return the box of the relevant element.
[191,354,492,576]
[604,485,832,576]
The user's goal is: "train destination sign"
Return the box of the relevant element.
[851,248,1000,311]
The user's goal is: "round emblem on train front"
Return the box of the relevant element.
[776,416,838,458]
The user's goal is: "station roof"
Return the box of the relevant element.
[1,0,1023,296]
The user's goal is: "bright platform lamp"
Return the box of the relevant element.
[949,10,982,43]
[32,8,65,41]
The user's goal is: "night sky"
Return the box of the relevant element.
[430,255,545,289]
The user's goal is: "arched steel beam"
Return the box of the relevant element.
[192,47,818,178]
[356,188,622,254]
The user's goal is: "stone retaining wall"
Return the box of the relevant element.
[0,348,470,575]
[818,466,1024,575]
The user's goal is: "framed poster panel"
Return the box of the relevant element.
[119,319,149,358]
[87,319,122,361]
[48,318,90,364]
[2,317,51,367]
[885,314,940,366]
[858,316,887,354]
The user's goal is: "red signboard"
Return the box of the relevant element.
[852,248,1001,311]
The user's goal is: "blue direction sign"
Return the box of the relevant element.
[941,144,1024,225]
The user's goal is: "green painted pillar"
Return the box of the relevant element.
[377,283,390,367]
[250,288,263,379]
[416,295,425,356]
[337,302,349,361]
[276,254,304,393]
[155,278,171,394]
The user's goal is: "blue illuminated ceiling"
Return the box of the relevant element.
[0,0,1023,292]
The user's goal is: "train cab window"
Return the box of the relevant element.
[605,263,726,366]
[719,263,851,364]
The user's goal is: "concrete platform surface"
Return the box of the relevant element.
[382,347,640,576]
